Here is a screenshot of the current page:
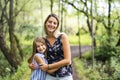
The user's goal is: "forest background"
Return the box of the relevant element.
[0,0,120,80]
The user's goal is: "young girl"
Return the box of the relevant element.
[28,37,57,80]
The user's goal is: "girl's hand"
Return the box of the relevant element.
[29,63,38,70]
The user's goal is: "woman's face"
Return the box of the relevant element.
[45,16,58,33]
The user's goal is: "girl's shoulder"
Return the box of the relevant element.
[34,53,45,58]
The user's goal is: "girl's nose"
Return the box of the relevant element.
[40,46,43,49]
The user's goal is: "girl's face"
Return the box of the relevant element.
[36,42,46,53]
[45,16,58,33]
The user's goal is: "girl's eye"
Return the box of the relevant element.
[37,45,40,47]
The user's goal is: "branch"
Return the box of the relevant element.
[0,0,9,22]
[62,0,88,17]
[102,18,108,29]
[14,0,32,17]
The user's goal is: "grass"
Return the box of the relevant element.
[73,57,101,80]
[73,49,120,80]
[73,57,89,80]
[21,69,31,80]
[73,50,91,80]
[15,59,31,80]
[13,59,31,80]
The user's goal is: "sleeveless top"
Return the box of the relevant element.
[45,34,72,77]
[30,53,48,80]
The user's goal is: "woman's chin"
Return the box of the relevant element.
[49,30,55,33]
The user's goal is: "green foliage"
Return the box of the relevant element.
[1,0,120,79]
[0,51,11,77]
[73,57,120,80]
[81,50,92,59]
[73,58,101,80]
[1,59,31,80]
[94,46,120,62]
[94,30,120,62]
[111,57,120,80]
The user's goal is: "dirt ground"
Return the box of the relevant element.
[70,46,91,80]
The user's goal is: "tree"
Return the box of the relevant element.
[62,0,97,47]
[0,0,26,69]
[50,0,54,13]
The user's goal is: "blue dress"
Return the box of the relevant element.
[30,53,48,80]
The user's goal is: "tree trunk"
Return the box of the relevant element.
[8,0,20,67]
[108,0,112,44]
[116,38,120,46]
[60,0,63,32]
[0,0,21,69]
[116,30,120,46]
[0,23,20,69]
[50,0,53,13]
[14,34,24,60]
[40,0,44,36]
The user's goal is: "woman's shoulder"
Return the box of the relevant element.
[59,32,69,43]
[60,32,68,39]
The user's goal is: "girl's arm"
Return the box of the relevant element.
[28,55,45,70]
[35,55,47,66]
[40,33,71,71]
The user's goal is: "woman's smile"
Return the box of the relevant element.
[47,25,56,32]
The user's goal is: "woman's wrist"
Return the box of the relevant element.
[47,64,50,70]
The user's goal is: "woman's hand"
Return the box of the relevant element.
[40,64,48,71]
[29,63,38,70]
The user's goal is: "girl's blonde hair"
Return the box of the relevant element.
[28,37,46,63]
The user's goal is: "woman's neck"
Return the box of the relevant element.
[47,34,55,38]
[47,32,55,37]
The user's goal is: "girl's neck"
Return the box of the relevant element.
[37,52,44,54]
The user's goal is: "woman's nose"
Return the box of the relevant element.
[51,22,54,26]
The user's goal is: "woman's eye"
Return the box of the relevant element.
[48,21,52,23]
[54,22,57,25]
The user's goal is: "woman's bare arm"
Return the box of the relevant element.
[47,68,59,74]
[36,55,59,73]
[40,33,71,71]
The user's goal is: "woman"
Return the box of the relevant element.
[29,14,73,80]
